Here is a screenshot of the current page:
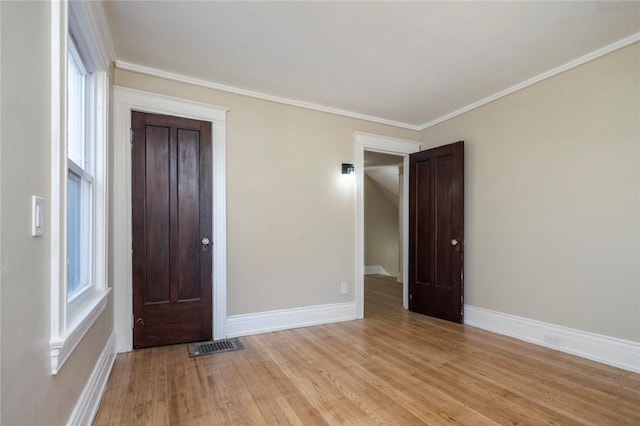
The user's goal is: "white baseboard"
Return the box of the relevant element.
[464,305,640,373]
[364,265,391,276]
[67,330,117,426]
[227,302,357,338]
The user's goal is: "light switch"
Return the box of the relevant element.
[32,196,44,237]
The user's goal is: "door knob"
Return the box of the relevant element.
[451,239,458,246]
[201,237,211,252]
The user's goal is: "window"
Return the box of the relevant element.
[50,0,111,374]
[67,40,94,302]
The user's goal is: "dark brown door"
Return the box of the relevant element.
[409,141,464,323]
[132,111,212,348]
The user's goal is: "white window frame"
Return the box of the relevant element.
[66,38,95,305]
[50,0,112,375]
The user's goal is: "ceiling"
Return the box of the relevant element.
[364,152,403,207]
[364,152,403,168]
[103,1,640,130]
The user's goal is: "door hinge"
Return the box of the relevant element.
[130,128,133,146]
[409,294,413,300]
[130,313,134,329]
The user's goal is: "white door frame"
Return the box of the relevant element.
[113,86,228,352]
[354,132,421,318]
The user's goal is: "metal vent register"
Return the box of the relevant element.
[188,339,244,358]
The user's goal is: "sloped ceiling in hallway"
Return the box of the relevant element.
[364,152,403,208]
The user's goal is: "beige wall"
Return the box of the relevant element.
[114,69,419,315]
[364,175,400,277]
[420,43,640,342]
[0,2,113,425]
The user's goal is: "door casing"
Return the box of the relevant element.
[354,132,422,318]
[113,87,228,353]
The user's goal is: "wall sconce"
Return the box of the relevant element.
[342,163,355,175]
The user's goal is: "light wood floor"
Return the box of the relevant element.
[94,275,640,425]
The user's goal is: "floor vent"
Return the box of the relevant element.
[188,338,244,358]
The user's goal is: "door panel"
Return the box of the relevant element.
[415,158,434,285]
[409,141,464,323]
[144,125,171,303]
[435,155,453,288]
[132,111,212,348]
[176,129,202,301]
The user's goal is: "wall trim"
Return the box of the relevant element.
[116,35,640,135]
[364,265,391,276]
[67,331,117,426]
[116,60,421,132]
[113,86,228,352]
[50,289,110,374]
[419,33,640,130]
[464,305,640,373]
[227,302,357,338]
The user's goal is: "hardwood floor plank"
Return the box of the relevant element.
[93,351,128,425]
[94,275,640,425]
[152,347,169,426]
[273,395,306,425]
[119,351,144,425]
[130,348,151,423]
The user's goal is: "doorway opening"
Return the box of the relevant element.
[354,132,421,319]
[356,133,465,323]
[363,151,404,314]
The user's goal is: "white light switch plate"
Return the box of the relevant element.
[32,196,44,237]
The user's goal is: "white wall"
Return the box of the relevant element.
[420,42,640,342]
[364,174,400,277]
[114,68,419,316]
[0,3,113,424]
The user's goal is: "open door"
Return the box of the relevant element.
[408,141,464,323]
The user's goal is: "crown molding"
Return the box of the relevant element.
[115,32,639,133]
[419,32,640,130]
[115,60,422,132]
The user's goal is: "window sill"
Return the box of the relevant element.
[50,287,111,375]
